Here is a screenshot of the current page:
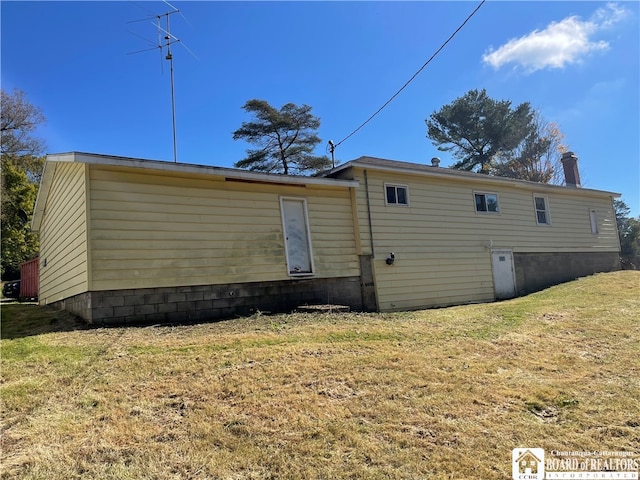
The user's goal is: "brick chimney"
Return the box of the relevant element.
[561,151,581,187]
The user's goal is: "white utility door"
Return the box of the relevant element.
[280,198,314,276]
[491,250,516,299]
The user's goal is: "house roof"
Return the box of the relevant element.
[45,152,360,187]
[32,152,359,231]
[322,155,621,198]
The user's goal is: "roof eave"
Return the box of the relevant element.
[330,157,620,198]
[45,152,360,189]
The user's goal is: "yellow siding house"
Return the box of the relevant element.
[32,151,621,324]
[324,154,621,312]
[32,153,362,324]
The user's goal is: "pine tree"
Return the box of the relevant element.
[233,99,331,175]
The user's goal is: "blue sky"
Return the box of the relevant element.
[2,1,638,215]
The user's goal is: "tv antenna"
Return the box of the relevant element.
[128,1,197,163]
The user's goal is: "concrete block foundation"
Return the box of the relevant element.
[514,251,620,295]
[51,276,363,326]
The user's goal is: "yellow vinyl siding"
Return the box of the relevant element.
[376,252,494,311]
[38,163,88,303]
[307,195,360,274]
[347,168,619,311]
[88,166,358,291]
[356,169,619,252]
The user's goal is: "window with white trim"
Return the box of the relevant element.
[474,192,499,213]
[589,209,599,235]
[534,195,550,225]
[385,184,408,206]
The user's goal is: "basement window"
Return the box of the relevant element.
[474,192,499,213]
[385,184,409,206]
[534,195,551,225]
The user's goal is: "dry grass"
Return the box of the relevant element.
[1,271,639,479]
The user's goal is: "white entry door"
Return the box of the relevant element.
[280,197,314,276]
[491,250,516,299]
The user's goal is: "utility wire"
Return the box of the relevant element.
[334,0,486,149]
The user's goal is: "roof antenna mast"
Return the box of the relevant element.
[163,11,178,163]
[128,1,198,163]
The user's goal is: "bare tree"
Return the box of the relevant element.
[1,89,46,157]
[492,113,568,184]
[1,89,46,279]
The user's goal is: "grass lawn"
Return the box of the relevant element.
[1,271,639,479]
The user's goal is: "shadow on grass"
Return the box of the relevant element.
[0,302,89,339]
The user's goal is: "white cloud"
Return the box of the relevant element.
[482,3,629,73]
[592,2,629,29]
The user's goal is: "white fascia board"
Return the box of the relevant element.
[47,152,359,189]
[31,160,56,232]
[321,160,357,177]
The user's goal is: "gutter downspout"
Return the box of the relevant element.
[364,169,375,257]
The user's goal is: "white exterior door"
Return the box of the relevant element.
[280,197,314,276]
[491,250,516,299]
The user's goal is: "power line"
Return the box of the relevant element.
[334,0,486,150]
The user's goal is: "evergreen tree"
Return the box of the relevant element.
[427,89,569,184]
[426,89,534,174]
[233,99,331,175]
